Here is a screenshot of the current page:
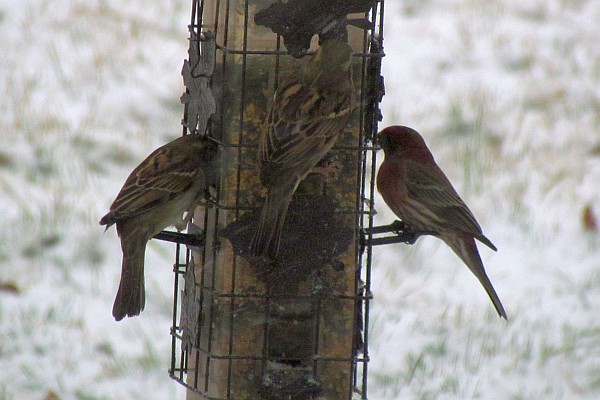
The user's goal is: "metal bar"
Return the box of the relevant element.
[367,235,418,246]
[193,291,373,301]
[362,220,438,245]
[153,230,205,248]
[225,1,251,396]
[213,141,379,152]
[169,242,182,378]
[213,45,387,59]
[188,350,366,363]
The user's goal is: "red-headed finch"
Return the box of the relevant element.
[376,126,507,319]
[250,39,355,259]
[100,134,219,321]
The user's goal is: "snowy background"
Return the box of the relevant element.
[1,0,599,399]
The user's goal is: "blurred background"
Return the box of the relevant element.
[1,1,599,399]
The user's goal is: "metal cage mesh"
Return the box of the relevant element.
[169,1,385,399]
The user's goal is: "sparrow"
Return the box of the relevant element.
[100,134,219,320]
[250,39,355,259]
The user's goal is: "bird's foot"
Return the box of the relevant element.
[201,186,219,207]
[389,220,421,244]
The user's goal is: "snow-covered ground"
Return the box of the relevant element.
[1,1,599,399]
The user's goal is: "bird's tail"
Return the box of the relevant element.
[250,183,295,260]
[112,227,146,321]
[445,234,507,319]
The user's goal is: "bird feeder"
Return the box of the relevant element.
[165,1,386,398]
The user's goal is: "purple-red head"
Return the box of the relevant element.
[378,125,435,163]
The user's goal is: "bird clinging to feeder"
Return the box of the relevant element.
[250,40,355,259]
[100,134,219,321]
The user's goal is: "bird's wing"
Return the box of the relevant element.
[107,143,199,221]
[260,78,353,171]
[404,160,485,236]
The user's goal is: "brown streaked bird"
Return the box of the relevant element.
[376,125,507,319]
[100,134,219,321]
[250,39,355,259]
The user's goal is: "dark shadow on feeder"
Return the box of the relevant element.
[261,361,322,400]
[221,193,353,292]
